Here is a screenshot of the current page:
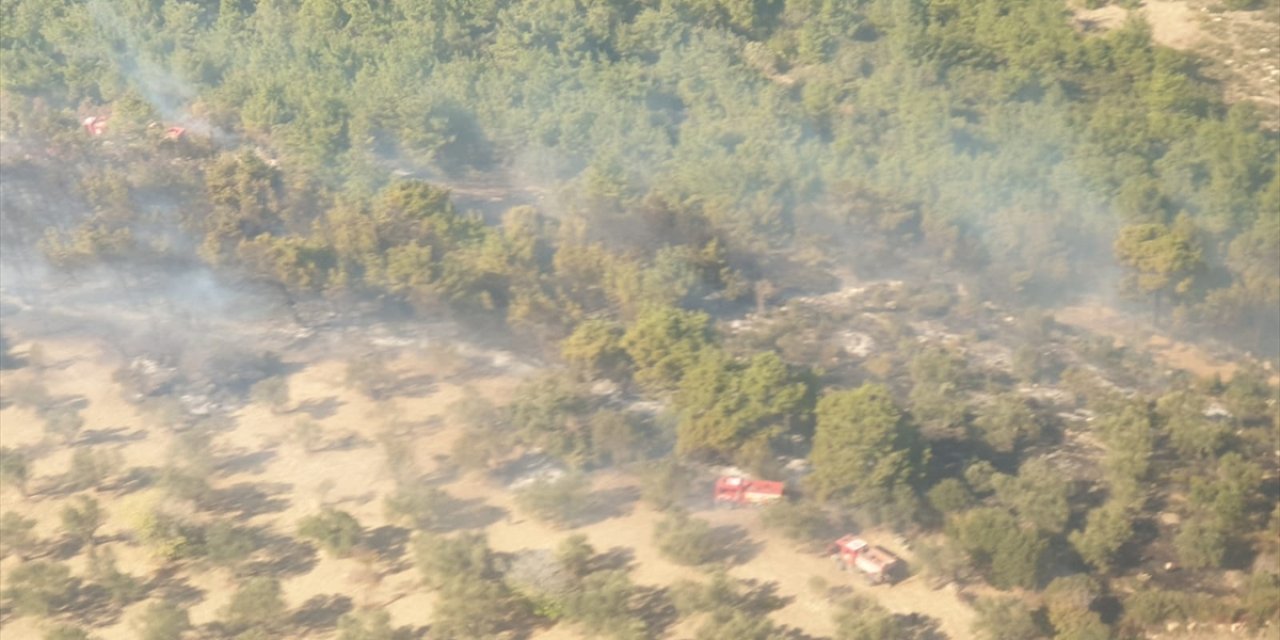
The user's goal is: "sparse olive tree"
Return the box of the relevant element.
[384,485,457,531]
[67,447,123,492]
[556,534,595,578]
[221,577,287,635]
[515,473,591,528]
[653,510,717,566]
[0,511,39,559]
[0,446,30,495]
[298,508,363,558]
[43,624,95,640]
[338,609,409,640]
[88,546,144,606]
[2,560,77,618]
[640,459,692,512]
[60,496,102,549]
[972,596,1043,640]
[134,601,191,640]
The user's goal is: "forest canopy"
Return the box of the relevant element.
[1,0,1277,355]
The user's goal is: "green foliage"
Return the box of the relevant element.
[1242,570,1280,623]
[514,473,592,528]
[1121,588,1218,630]
[971,597,1043,640]
[68,447,123,492]
[88,547,144,606]
[133,509,201,562]
[908,346,969,431]
[562,570,648,639]
[0,511,38,559]
[43,625,94,640]
[298,508,363,558]
[973,395,1041,453]
[2,560,76,617]
[948,508,1046,589]
[927,478,974,515]
[338,610,410,640]
[134,601,191,640]
[695,609,785,640]
[1069,500,1135,574]
[833,594,912,640]
[1113,218,1204,316]
[809,384,921,508]
[414,532,500,590]
[60,495,102,548]
[640,459,693,512]
[653,510,718,566]
[589,410,645,467]
[1044,575,1112,640]
[674,349,811,460]
[562,318,628,378]
[556,534,596,579]
[507,374,594,466]
[0,446,29,494]
[1156,389,1226,460]
[221,577,286,634]
[760,500,832,547]
[991,459,1072,535]
[620,306,713,392]
[203,521,257,570]
[384,485,458,531]
[1097,402,1154,503]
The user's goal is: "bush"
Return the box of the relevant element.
[221,577,286,634]
[515,474,591,527]
[134,601,191,640]
[298,508,363,558]
[384,485,457,531]
[654,510,717,566]
[640,460,692,512]
[88,547,144,605]
[2,561,77,617]
[0,511,38,559]
[44,625,94,640]
[760,500,832,547]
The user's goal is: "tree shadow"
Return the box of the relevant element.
[104,465,158,496]
[204,481,292,518]
[290,594,353,633]
[216,447,278,476]
[146,567,206,607]
[319,431,373,453]
[437,497,507,531]
[246,532,319,578]
[592,546,636,573]
[711,525,761,566]
[67,582,123,628]
[365,526,411,564]
[634,585,679,637]
[895,612,946,640]
[737,579,792,614]
[295,395,343,420]
[77,426,146,447]
[392,374,437,398]
[574,486,640,527]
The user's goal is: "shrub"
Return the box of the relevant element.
[298,508,363,558]
[654,510,717,566]
[515,473,591,527]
